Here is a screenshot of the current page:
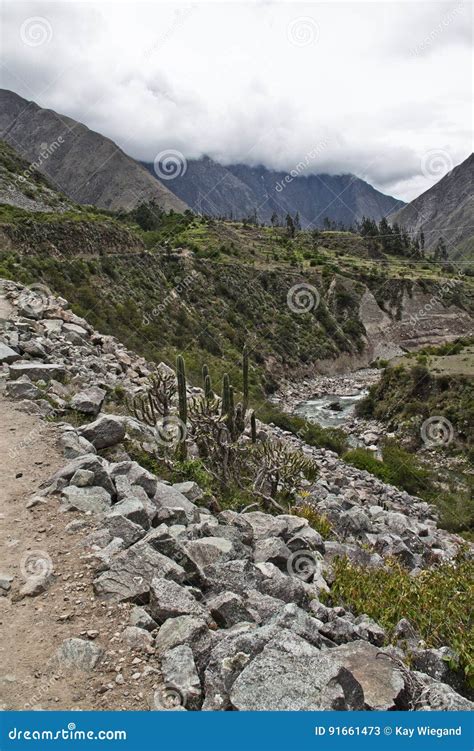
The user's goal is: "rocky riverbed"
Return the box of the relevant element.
[0,279,472,711]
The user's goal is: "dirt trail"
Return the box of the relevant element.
[0,396,159,710]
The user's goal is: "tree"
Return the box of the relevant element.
[294,211,301,232]
[270,211,279,227]
[286,213,295,238]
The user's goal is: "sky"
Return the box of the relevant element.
[1,0,472,201]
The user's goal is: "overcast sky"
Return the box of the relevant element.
[1,1,472,200]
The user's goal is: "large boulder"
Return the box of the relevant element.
[8,362,66,382]
[160,645,202,710]
[148,577,207,624]
[330,641,408,710]
[78,415,126,449]
[70,386,106,416]
[155,616,213,674]
[0,342,20,364]
[61,485,112,514]
[207,591,256,628]
[153,483,200,525]
[229,630,364,710]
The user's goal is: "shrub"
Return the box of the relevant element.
[293,504,332,539]
[324,552,474,688]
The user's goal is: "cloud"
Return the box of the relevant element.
[1,0,472,201]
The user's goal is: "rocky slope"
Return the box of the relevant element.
[390,154,474,259]
[144,156,405,228]
[1,279,472,711]
[0,90,187,213]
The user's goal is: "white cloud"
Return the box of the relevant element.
[1,0,472,201]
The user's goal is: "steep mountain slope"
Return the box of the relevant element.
[144,157,405,227]
[390,154,474,259]
[0,89,187,213]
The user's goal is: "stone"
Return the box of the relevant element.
[55,638,103,671]
[207,591,256,628]
[148,578,206,624]
[160,645,202,710]
[8,362,66,382]
[93,541,185,602]
[154,483,199,525]
[129,606,158,632]
[70,386,106,416]
[78,415,126,450]
[414,672,474,711]
[172,481,203,503]
[0,574,14,593]
[58,432,97,459]
[203,559,264,597]
[287,526,325,554]
[108,498,150,530]
[353,615,386,647]
[331,642,408,710]
[242,511,287,540]
[183,537,236,580]
[6,380,41,402]
[267,603,323,648]
[155,616,213,674]
[254,537,291,568]
[103,513,145,548]
[217,510,254,545]
[409,647,464,692]
[0,342,20,364]
[229,630,364,710]
[19,573,51,598]
[243,589,286,623]
[257,563,309,608]
[70,469,95,487]
[110,461,157,498]
[61,486,112,514]
[121,626,153,652]
[47,455,114,495]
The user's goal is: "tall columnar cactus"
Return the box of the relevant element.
[204,374,213,400]
[202,364,209,387]
[242,345,249,415]
[250,411,257,443]
[221,373,231,416]
[176,354,188,457]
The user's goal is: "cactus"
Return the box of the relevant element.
[176,354,188,458]
[204,374,213,400]
[221,373,231,416]
[250,411,257,443]
[242,345,249,415]
[202,364,209,386]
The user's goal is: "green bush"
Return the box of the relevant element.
[324,552,474,688]
[344,441,430,496]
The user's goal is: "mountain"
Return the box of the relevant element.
[0,89,187,213]
[390,154,474,259]
[143,156,405,227]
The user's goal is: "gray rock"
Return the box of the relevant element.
[55,638,103,671]
[61,485,112,514]
[242,511,287,540]
[254,537,291,568]
[229,630,364,710]
[58,432,97,459]
[204,559,264,597]
[148,577,206,624]
[70,386,106,415]
[0,342,20,364]
[47,455,114,495]
[154,483,200,525]
[160,645,202,710]
[244,589,286,623]
[5,380,40,401]
[121,626,153,652]
[331,641,408,710]
[155,616,213,674]
[8,362,66,382]
[93,541,185,602]
[410,647,464,692]
[70,469,95,487]
[103,513,145,548]
[78,415,126,449]
[414,672,474,711]
[353,615,386,647]
[268,603,323,648]
[0,574,14,593]
[217,510,254,545]
[110,461,157,498]
[287,526,325,554]
[172,481,203,503]
[109,498,150,530]
[257,563,309,608]
[129,606,158,632]
[183,537,236,581]
[207,591,256,628]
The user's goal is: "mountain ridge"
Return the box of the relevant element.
[0,88,188,213]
